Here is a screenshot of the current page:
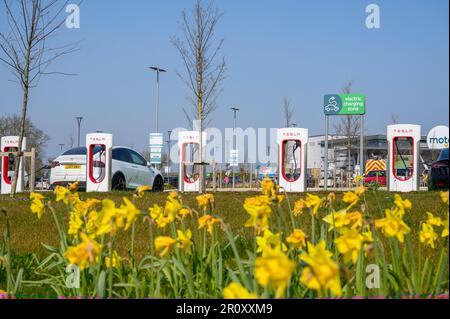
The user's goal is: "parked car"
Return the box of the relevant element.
[364,170,387,186]
[50,146,164,191]
[428,148,449,191]
[35,177,50,190]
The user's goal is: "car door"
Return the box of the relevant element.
[112,148,139,188]
[127,149,153,187]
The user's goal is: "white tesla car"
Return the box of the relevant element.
[49,146,164,191]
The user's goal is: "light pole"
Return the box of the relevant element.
[231,107,240,189]
[59,144,65,151]
[167,130,172,179]
[148,66,167,133]
[76,117,83,147]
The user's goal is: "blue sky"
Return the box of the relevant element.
[0,0,448,159]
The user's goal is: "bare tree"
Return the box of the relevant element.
[172,0,226,193]
[333,82,361,187]
[0,0,79,196]
[282,96,295,128]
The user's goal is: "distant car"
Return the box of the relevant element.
[35,178,50,190]
[428,148,449,191]
[364,170,387,186]
[50,146,164,191]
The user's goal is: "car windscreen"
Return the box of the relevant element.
[62,146,103,156]
[437,148,449,162]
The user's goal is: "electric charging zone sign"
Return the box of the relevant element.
[149,133,163,164]
[324,94,366,115]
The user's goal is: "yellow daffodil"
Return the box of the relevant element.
[86,210,100,236]
[196,193,215,210]
[420,223,438,249]
[334,228,364,264]
[54,185,70,204]
[374,208,411,243]
[343,191,360,210]
[68,181,79,192]
[64,233,102,271]
[326,193,336,205]
[149,204,163,220]
[354,175,364,184]
[354,185,367,196]
[165,193,182,220]
[243,196,272,233]
[261,178,275,196]
[300,241,342,297]
[293,199,306,217]
[68,211,83,238]
[178,207,192,219]
[95,199,127,236]
[323,210,363,231]
[198,215,221,235]
[304,194,324,215]
[254,248,295,298]
[441,217,449,238]
[30,192,45,201]
[119,197,140,230]
[286,229,307,250]
[426,212,443,227]
[256,229,287,256]
[134,185,152,198]
[105,250,122,268]
[440,191,449,205]
[176,229,193,255]
[154,236,177,257]
[223,283,258,299]
[393,194,412,217]
[30,193,45,219]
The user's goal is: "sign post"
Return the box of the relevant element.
[149,133,164,167]
[230,149,239,189]
[323,94,366,189]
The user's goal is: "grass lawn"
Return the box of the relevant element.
[0,190,447,260]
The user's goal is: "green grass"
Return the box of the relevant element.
[0,189,448,298]
[0,190,447,260]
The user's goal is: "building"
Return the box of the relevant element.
[307,134,434,185]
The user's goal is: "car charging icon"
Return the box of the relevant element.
[325,96,340,113]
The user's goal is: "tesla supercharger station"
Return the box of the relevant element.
[1,136,27,194]
[86,133,113,193]
[178,131,206,193]
[387,124,421,192]
[277,128,308,192]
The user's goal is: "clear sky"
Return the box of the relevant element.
[0,0,449,160]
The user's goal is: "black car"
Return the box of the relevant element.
[428,148,449,190]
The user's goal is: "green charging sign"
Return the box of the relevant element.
[324,94,366,115]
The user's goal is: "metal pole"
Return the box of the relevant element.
[360,115,364,182]
[156,70,160,133]
[76,117,83,147]
[231,107,240,190]
[324,116,329,191]
[167,130,172,181]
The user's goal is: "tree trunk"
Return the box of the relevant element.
[10,45,31,197]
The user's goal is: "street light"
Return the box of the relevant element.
[167,130,172,179]
[231,107,240,189]
[148,66,167,133]
[59,144,65,151]
[76,116,83,147]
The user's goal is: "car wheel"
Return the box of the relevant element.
[152,175,164,192]
[112,173,126,191]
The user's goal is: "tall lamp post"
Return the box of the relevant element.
[76,116,83,147]
[148,66,167,134]
[167,130,172,180]
[231,107,240,189]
